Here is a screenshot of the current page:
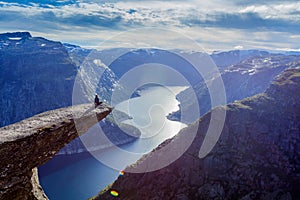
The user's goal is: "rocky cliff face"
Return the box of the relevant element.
[63,43,122,103]
[0,103,112,200]
[96,68,300,200]
[0,32,77,127]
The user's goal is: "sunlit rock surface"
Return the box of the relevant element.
[0,103,112,200]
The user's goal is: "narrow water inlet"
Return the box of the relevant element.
[39,86,188,200]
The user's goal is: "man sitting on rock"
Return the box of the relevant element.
[94,94,102,108]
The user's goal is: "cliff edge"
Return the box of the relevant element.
[0,103,112,200]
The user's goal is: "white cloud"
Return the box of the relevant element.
[0,0,299,51]
[275,48,300,52]
[234,45,244,50]
[239,2,300,21]
[1,1,300,28]
[290,35,300,39]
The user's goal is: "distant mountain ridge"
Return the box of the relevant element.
[0,32,32,39]
[171,53,300,123]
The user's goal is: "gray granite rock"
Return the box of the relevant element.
[0,103,112,200]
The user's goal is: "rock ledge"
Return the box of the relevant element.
[0,103,112,200]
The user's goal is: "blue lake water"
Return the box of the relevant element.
[39,86,187,200]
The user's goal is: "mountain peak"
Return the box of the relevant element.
[266,66,300,102]
[0,32,32,40]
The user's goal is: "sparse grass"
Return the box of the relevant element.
[290,72,300,80]
[292,72,300,77]
[273,68,300,85]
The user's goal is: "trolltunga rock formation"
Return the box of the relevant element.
[0,103,112,200]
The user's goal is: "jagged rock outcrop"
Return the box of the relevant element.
[96,68,300,200]
[0,103,112,200]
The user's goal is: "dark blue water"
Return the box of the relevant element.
[39,151,118,200]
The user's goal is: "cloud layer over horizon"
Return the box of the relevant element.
[0,0,299,51]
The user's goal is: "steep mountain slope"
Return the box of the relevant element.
[63,43,121,103]
[0,32,77,127]
[96,67,300,200]
[0,32,121,127]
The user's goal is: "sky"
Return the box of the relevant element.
[0,0,299,52]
